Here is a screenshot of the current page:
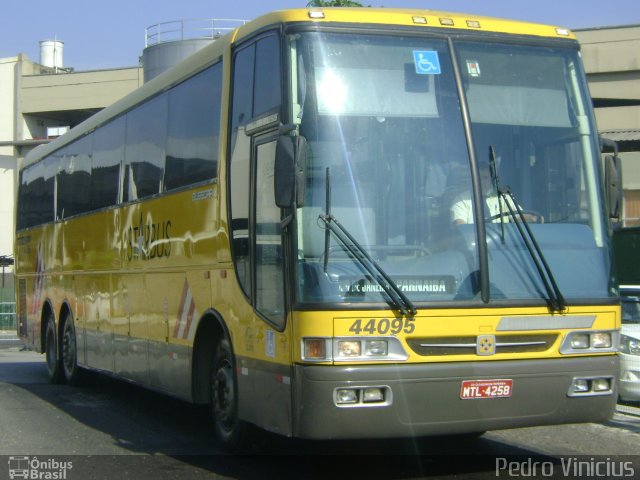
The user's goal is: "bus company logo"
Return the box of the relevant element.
[123,212,172,262]
[477,335,496,356]
[7,456,73,479]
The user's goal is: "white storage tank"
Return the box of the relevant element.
[39,39,64,69]
[142,19,246,82]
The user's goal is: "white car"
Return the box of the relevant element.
[619,288,640,403]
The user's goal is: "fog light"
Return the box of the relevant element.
[365,340,388,356]
[573,379,590,392]
[592,378,610,392]
[363,387,384,403]
[592,333,612,349]
[336,388,358,404]
[338,341,361,357]
[304,338,327,360]
[571,333,590,349]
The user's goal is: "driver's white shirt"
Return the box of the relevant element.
[450,192,518,224]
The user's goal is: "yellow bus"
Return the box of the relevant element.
[15,7,621,447]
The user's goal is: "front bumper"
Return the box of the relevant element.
[292,356,618,439]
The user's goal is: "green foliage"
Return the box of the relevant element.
[306,0,366,6]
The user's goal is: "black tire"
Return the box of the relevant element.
[210,337,247,450]
[44,315,63,384]
[61,314,82,385]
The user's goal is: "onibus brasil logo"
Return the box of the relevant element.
[8,456,72,479]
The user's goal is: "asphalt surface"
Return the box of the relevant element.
[1,335,639,479]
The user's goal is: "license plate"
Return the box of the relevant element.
[460,379,513,399]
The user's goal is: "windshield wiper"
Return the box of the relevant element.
[488,147,566,313]
[319,168,417,316]
[488,147,507,245]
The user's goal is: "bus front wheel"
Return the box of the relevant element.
[210,337,247,450]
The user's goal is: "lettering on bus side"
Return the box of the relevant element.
[123,212,172,261]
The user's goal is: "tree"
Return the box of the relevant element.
[306,1,365,6]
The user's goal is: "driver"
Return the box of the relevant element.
[450,164,542,225]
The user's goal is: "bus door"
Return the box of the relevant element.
[228,31,293,435]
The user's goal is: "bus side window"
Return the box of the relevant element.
[92,116,125,210]
[124,93,168,202]
[165,63,222,191]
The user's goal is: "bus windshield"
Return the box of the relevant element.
[292,31,614,308]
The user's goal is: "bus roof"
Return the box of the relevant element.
[23,7,575,169]
[237,8,575,42]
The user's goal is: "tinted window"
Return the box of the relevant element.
[229,44,255,297]
[18,155,57,229]
[254,139,285,326]
[254,35,281,116]
[124,93,168,201]
[165,63,222,191]
[230,44,255,156]
[57,135,92,219]
[92,116,125,210]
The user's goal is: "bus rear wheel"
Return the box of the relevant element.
[210,338,247,450]
[61,315,82,385]
[44,315,63,384]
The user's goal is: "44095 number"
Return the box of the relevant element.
[348,318,415,335]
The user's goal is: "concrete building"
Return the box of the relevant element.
[575,24,640,227]
[0,52,143,293]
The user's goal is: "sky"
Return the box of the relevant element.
[2,0,640,71]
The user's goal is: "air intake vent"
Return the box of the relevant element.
[407,334,558,356]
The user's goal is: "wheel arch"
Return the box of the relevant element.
[58,300,74,331]
[191,309,233,404]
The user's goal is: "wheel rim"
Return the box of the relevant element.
[62,322,76,377]
[213,358,236,432]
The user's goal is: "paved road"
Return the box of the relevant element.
[1,344,639,479]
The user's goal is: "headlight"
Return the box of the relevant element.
[620,334,640,355]
[570,333,590,349]
[302,337,408,362]
[365,340,388,356]
[338,340,361,357]
[334,337,406,361]
[560,331,618,354]
[592,332,612,348]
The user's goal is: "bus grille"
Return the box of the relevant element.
[407,334,558,356]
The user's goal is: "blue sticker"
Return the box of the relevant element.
[413,50,441,75]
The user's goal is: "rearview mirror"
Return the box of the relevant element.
[604,154,622,221]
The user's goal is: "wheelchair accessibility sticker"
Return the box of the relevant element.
[413,50,441,74]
